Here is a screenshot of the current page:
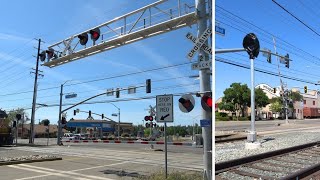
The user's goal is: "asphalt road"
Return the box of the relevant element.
[1,141,203,180]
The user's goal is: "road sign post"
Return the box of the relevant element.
[156,95,173,179]
[164,122,168,179]
[156,95,173,123]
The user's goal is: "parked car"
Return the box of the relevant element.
[73,134,87,140]
[61,133,75,141]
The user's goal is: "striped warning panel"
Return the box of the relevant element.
[61,140,194,146]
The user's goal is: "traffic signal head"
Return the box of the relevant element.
[78,33,89,46]
[89,110,92,117]
[201,92,212,112]
[13,121,16,128]
[146,79,151,93]
[273,88,276,94]
[102,114,104,119]
[304,86,307,93]
[285,53,289,68]
[267,53,271,63]
[39,51,46,62]
[74,110,76,116]
[89,28,100,41]
[61,117,67,124]
[243,33,260,59]
[116,88,120,98]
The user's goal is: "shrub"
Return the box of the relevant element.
[215,116,229,121]
[238,116,249,121]
[219,112,228,117]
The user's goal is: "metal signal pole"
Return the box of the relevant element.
[29,39,41,144]
[196,0,212,179]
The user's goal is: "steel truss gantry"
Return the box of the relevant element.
[42,0,200,68]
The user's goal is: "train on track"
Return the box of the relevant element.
[0,110,13,145]
[303,107,320,118]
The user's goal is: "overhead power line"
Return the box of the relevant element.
[272,0,320,37]
[216,57,317,85]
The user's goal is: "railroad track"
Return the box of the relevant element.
[216,141,320,180]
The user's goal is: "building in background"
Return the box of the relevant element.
[216,83,318,120]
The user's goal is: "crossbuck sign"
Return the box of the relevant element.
[187,27,212,60]
[156,95,173,123]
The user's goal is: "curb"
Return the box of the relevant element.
[0,157,62,166]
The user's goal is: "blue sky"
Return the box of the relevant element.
[0,0,211,126]
[216,0,320,100]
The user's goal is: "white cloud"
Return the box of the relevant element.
[0,32,31,42]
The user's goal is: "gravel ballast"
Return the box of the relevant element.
[215,132,320,163]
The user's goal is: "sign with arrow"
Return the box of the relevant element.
[156,94,173,123]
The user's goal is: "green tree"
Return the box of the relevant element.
[219,83,250,119]
[270,101,282,114]
[288,91,303,108]
[254,88,270,108]
[40,119,50,126]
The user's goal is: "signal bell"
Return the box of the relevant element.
[243,33,260,59]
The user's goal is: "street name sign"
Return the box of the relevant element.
[106,88,114,96]
[156,94,173,123]
[187,27,212,60]
[215,25,225,36]
[65,93,77,99]
[186,32,212,55]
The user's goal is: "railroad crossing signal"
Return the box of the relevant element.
[201,92,212,112]
[46,48,57,60]
[144,116,153,121]
[178,94,195,113]
[39,51,46,62]
[78,33,89,46]
[304,86,308,93]
[90,28,100,42]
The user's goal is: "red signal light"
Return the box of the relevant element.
[89,28,100,41]
[201,92,212,112]
[144,116,153,121]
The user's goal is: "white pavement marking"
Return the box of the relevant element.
[11,146,203,171]
[13,164,115,180]
[8,165,91,180]
[71,161,130,172]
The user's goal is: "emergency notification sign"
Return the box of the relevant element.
[156,94,174,123]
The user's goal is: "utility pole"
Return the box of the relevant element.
[196,0,212,179]
[273,37,289,124]
[29,39,42,144]
[57,84,64,145]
